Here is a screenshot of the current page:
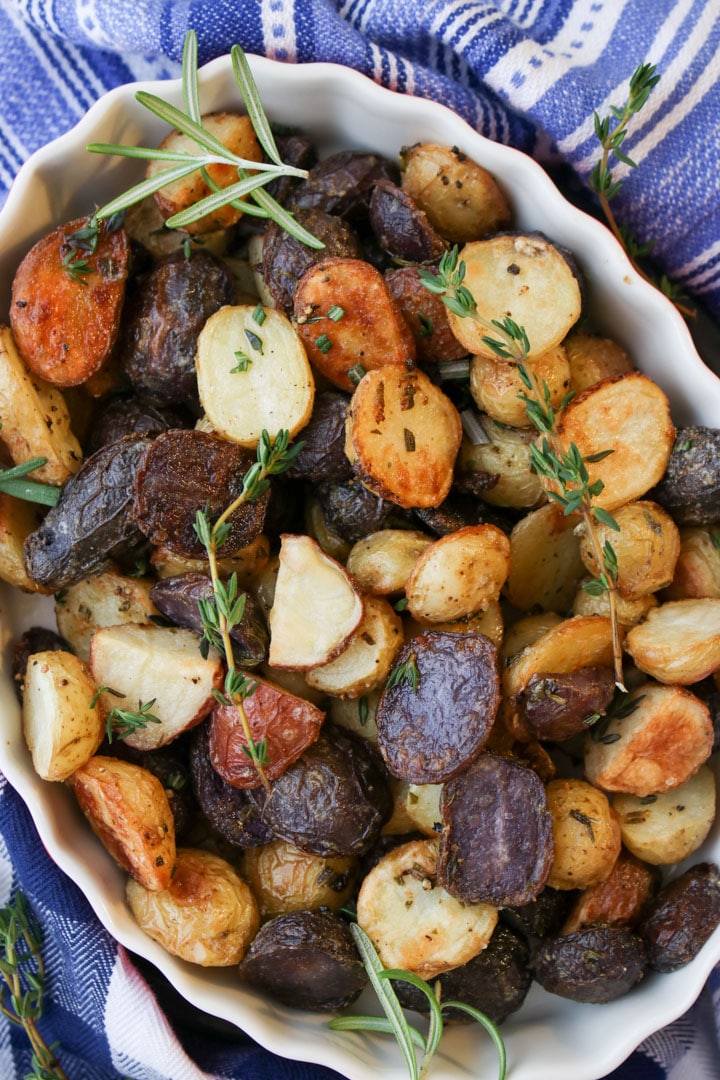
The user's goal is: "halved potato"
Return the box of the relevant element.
[561,850,659,934]
[404,783,444,837]
[504,502,585,614]
[89,624,224,750]
[664,527,720,600]
[71,756,176,890]
[345,529,433,596]
[326,689,381,745]
[124,195,231,260]
[624,598,720,684]
[0,325,82,484]
[356,838,498,980]
[294,257,415,392]
[268,534,364,669]
[553,373,675,511]
[458,420,546,509]
[404,600,504,649]
[0,493,48,592]
[584,682,713,796]
[503,615,614,701]
[612,765,716,865]
[127,848,260,964]
[404,525,511,623]
[578,501,680,600]
[500,612,564,664]
[469,345,570,428]
[446,235,582,358]
[400,143,511,242]
[23,650,104,781]
[196,305,314,448]
[545,779,621,891]
[564,330,634,393]
[305,594,403,697]
[148,112,262,234]
[346,366,462,509]
[55,569,158,663]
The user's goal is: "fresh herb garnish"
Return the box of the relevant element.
[386,654,420,693]
[329,924,505,1080]
[315,333,332,354]
[193,428,303,788]
[252,303,267,325]
[87,31,323,248]
[0,892,69,1080]
[105,698,162,743]
[421,247,626,690]
[0,457,61,507]
[231,350,252,373]
[327,304,345,322]
[348,363,366,386]
[245,328,264,353]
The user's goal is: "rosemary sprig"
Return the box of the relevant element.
[0,457,61,507]
[421,249,626,689]
[329,924,505,1080]
[588,63,693,318]
[87,31,323,248]
[193,428,303,790]
[0,892,69,1080]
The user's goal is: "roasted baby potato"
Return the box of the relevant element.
[532,925,646,1003]
[126,847,260,964]
[23,649,104,781]
[0,494,47,592]
[243,838,357,918]
[457,419,546,509]
[578,500,680,599]
[612,765,716,865]
[369,178,447,263]
[70,756,176,890]
[625,597,720,684]
[504,502,585,614]
[545,779,621,891]
[385,266,468,364]
[11,216,130,387]
[638,862,720,972]
[564,330,634,393]
[664,527,720,600]
[356,838,498,980]
[404,524,510,623]
[469,345,570,428]
[305,594,403,697]
[54,568,157,663]
[561,850,660,934]
[652,426,720,526]
[261,208,361,313]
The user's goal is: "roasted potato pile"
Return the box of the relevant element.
[4,117,719,1024]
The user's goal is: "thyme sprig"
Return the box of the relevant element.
[588,63,693,317]
[193,428,303,790]
[0,892,69,1080]
[421,248,626,689]
[91,686,163,742]
[87,31,323,248]
[0,457,61,507]
[386,653,420,693]
[329,924,505,1080]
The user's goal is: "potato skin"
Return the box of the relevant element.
[652,426,720,525]
[243,838,357,918]
[189,723,274,848]
[522,666,616,742]
[562,850,660,935]
[532,925,646,1003]
[638,862,720,972]
[545,779,622,891]
[261,209,361,313]
[237,908,368,1011]
[127,847,260,966]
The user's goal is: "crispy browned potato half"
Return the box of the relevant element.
[624,598,720,684]
[503,614,614,702]
[23,650,104,781]
[0,493,48,592]
[345,529,433,596]
[127,848,260,964]
[572,583,657,627]
[305,594,403,697]
[554,373,675,511]
[400,144,511,242]
[70,756,176,890]
[55,569,157,663]
[10,216,130,387]
[346,366,462,509]
[405,524,511,622]
[294,257,416,392]
[584,682,713,796]
[545,779,621,890]
[612,765,716,865]
[148,113,262,234]
[578,500,680,600]
[244,839,358,918]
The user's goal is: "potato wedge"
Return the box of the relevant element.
[127,848,259,964]
[584,683,713,796]
[404,525,510,623]
[23,650,104,781]
[0,493,48,592]
[305,594,403,697]
[268,534,364,669]
[70,756,176,890]
[346,366,462,509]
[345,529,433,596]
[148,112,262,234]
[553,373,675,511]
[10,216,130,386]
[244,839,357,918]
[504,502,585,614]
[664,527,720,600]
[469,345,570,428]
[55,569,158,663]
[624,598,720,684]
[564,330,634,393]
[196,305,314,448]
[294,257,415,391]
[89,625,224,750]
[457,420,546,509]
[503,614,614,702]
[447,235,581,359]
[400,144,511,242]
[578,501,680,600]
[612,765,716,865]
[545,779,621,891]
[356,838,498,980]
[0,325,81,485]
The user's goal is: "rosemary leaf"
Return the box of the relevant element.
[231,44,283,166]
[165,171,277,228]
[92,159,213,221]
[182,29,202,123]
[443,1001,507,1080]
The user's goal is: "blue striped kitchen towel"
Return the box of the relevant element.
[1,2,720,1080]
